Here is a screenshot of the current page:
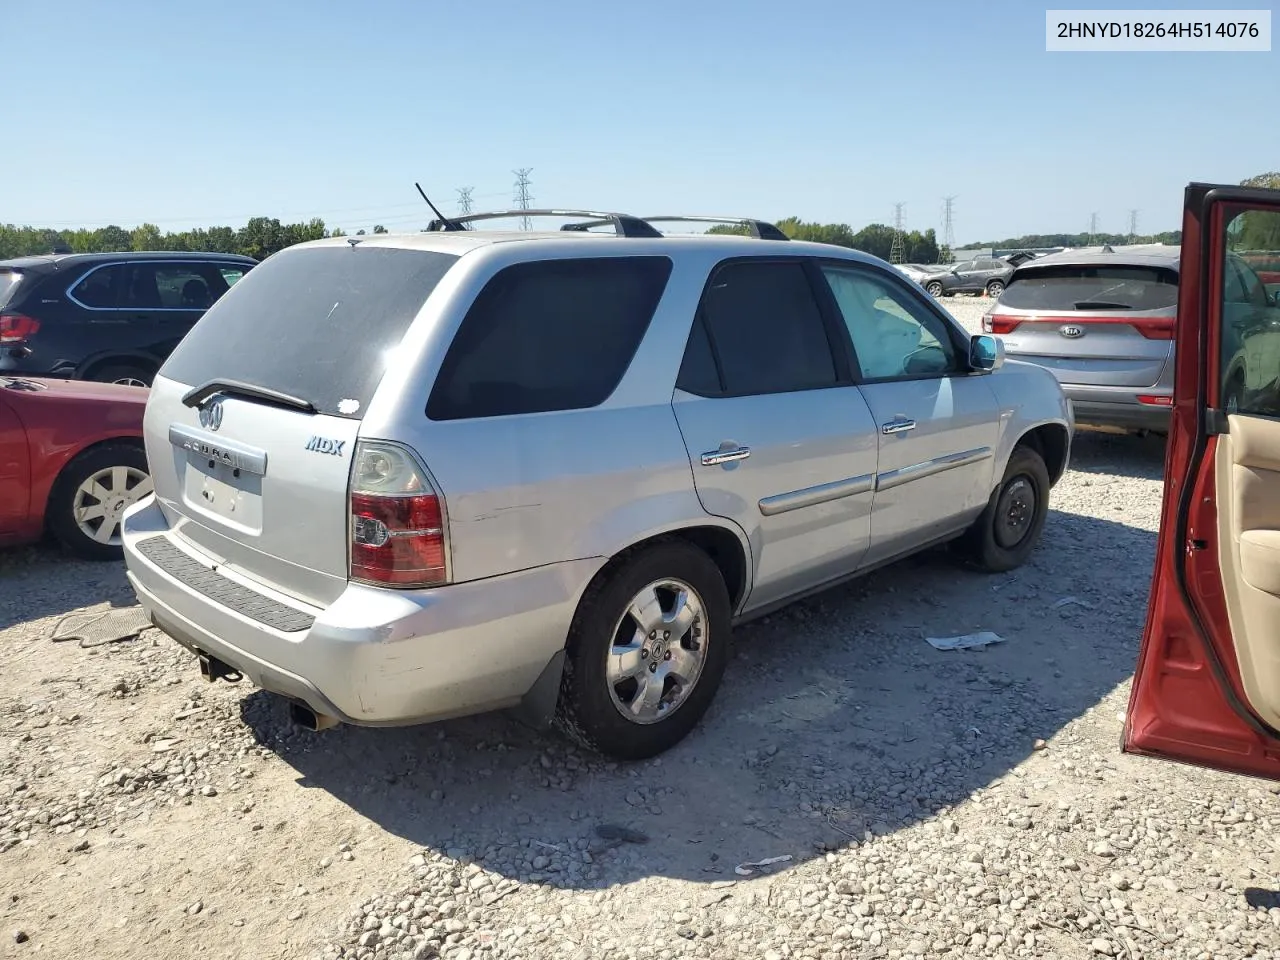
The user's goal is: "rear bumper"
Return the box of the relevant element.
[121,495,603,726]
[1064,385,1171,431]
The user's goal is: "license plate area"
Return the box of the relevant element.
[179,450,264,533]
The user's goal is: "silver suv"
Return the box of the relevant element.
[121,210,1073,759]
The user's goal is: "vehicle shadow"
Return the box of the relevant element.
[239,508,1152,888]
[1068,429,1167,481]
[0,543,135,631]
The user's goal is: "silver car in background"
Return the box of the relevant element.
[981,247,1180,432]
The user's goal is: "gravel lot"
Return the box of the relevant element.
[4,295,1280,960]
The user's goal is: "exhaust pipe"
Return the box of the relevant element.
[288,700,340,732]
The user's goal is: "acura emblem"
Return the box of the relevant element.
[198,398,224,431]
[1059,324,1084,339]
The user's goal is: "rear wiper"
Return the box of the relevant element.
[181,378,316,414]
[1073,301,1133,310]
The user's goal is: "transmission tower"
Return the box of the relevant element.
[1128,209,1139,243]
[940,196,957,263]
[513,168,533,230]
[456,187,475,216]
[889,202,906,264]
[1088,212,1099,246]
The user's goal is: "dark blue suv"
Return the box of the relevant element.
[0,251,257,386]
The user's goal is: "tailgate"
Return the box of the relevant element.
[998,314,1173,387]
[141,243,460,607]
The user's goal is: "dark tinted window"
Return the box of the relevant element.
[675,315,722,396]
[1001,264,1179,311]
[696,261,837,395]
[161,246,459,419]
[427,256,672,421]
[69,264,125,308]
[121,262,231,310]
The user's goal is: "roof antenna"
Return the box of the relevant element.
[415,182,465,231]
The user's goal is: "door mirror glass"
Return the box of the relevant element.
[969,334,1004,371]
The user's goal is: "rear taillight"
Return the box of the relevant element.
[1137,394,1174,406]
[1132,316,1175,340]
[348,440,449,588]
[0,313,40,343]
[985,314,1021,335]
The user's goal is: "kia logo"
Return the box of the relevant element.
[198,398,224,431]
[1059,324,1084,339]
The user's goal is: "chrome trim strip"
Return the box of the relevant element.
[168,424,268,476]
[875,446,992,492]
[758,472,875,516]
[65,259,251,312]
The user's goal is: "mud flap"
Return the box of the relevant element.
[511,649,566,730]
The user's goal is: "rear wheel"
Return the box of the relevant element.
[959,445,1050,572]
[985,279,1005,298]
[47,443,152,560]
[87,363,153,388]
[554,541,731,760]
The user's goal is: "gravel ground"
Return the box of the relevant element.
[4,295,1280,959]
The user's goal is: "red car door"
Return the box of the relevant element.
[0,388,31,538]
[1125,181,1280,779]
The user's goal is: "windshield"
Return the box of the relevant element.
[158,246,460,419]
[0,270,23,308]
[1000,264,1178,311]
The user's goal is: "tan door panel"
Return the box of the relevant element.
[1216,415,1280,731]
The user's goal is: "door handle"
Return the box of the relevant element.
[701,445,751,466]
[881,418,917,435]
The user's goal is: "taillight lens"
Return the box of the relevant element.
[349,441,448,588]
[985,314,1021,335]
[0,313,40,343]
[1132,316,1175,340]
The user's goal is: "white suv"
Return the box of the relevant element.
[121,210,1072,759]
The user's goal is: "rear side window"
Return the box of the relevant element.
[686,260,838,396]
[1001,264,1178,311]
[69,264,126,308]
[161,246,459,419]
[0,270,23,308]
[427,256,673,420]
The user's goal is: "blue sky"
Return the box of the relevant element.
[6,0,1276,243]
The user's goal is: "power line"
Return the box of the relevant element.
[889,202,906,264]
[513,168,533,231]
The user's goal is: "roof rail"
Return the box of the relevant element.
[641,216,790,241]
[425,209,663,239]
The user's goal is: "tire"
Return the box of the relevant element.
[959,445,1051,573]
[554,541,732,760]
[925,281,944,298]
[1225,373,1246,414]
[87,364,153,388]
[46,443,152,561]
[985,280,1005,298]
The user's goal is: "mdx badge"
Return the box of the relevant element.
[305,436,346,456]
[198,398,224,431]
[1059,324,1084,339]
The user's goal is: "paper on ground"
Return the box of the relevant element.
[925,631,1006,651]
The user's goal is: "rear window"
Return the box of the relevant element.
[1001,264,1178,311]
[426,256,673,421]
[0,270,23,308]
[159,246,459,419]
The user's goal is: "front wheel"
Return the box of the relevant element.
[925,281,944,298]
[47,443,152,560]
[959,445,1050,572]
[554,541,731,760]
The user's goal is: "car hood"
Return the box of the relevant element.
[1,376,149,407]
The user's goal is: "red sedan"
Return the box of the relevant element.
[0,375,151,560]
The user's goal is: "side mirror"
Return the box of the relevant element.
[970,334,1005,372]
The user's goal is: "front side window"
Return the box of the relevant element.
[427,256,673,420]
[820,264,957,380]
[1221,207,1280,416]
